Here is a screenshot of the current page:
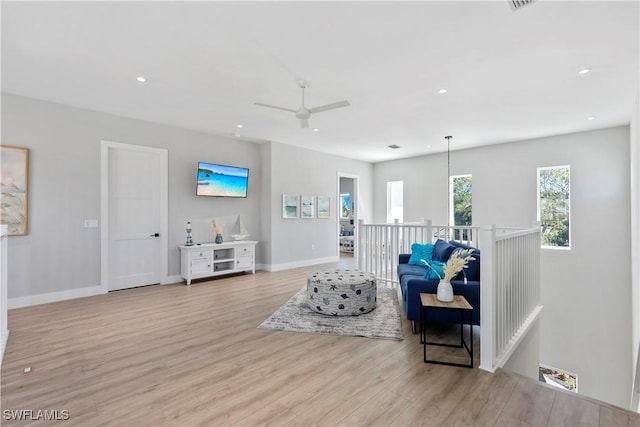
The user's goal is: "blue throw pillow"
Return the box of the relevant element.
[432,239,457,262]
[408,243,434,266]
[422,259,446,280]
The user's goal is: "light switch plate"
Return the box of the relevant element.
[84,219,98,228]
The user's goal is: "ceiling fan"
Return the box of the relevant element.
[255,80,350,128]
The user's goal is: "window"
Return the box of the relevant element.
[450,175,472,240]
[537,166,570,248]
[386,181,403,223]
[539,364,577,392]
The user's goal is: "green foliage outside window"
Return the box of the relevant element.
[453,176,472,226]
[452,175,472,240]
[538,167,570,248]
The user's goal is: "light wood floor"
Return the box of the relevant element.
[2,259,639,426]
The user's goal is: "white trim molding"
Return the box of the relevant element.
[8,286,105,309]
[164,275,183,285]
[264,256,339,272]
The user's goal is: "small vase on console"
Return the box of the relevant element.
[437,280,454,302]
[215,234,223,244]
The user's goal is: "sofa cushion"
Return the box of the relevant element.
[400,273,417,290]
[398,263,428,278]
[432,239,457,262]
[408,243,434,266]
[422,259,445,280]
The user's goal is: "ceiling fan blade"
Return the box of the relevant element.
[300,118,309,128]
[254,102,296,113]
[308,100,350,114]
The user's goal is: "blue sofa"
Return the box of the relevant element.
[397,239,480,333]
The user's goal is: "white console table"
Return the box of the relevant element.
[179,240,257,285]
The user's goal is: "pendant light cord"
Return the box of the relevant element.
[445,136,452,232]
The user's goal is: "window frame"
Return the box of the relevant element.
[449,174,473,228]
[537,165,571,250]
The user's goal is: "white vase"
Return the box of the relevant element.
[437,280,454,302]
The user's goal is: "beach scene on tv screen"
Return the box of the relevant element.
[197,163,248,197]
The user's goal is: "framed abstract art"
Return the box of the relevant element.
[1,145,29,235]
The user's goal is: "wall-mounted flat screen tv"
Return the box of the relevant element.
[196,162,249,198]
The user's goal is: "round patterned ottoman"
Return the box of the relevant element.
[306,269,377,316]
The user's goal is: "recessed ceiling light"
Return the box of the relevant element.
[313,128,319,132]
[136,76,147,83]
[578,68,591,75]
[236,124,243,128]
[588,116,596,120]
[438,89,448,94]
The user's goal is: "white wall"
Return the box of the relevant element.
[630,83,640,410]
[504,320,540,381]
[1,94,375,301]
[259,143,273,267]
[1,94,262,299]
[340,177,354,195]
[373,153,448,224]
[265,142,373,270]
[373,126,632,408]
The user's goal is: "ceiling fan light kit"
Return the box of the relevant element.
[255,80,350,128]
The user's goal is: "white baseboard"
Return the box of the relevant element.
[6,261,335,309]
[8,285,105,309]
[264,256,339,272]
[164,275,183,285]
[8,277,185,309]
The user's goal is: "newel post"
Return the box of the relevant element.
[479,225,496,372]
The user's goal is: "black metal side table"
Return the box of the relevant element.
[420,293,473,368]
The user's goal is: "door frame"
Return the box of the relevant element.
[336,172,359,258]
[100,140,169,292]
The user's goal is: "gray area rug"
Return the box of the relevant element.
[258,287,403,340]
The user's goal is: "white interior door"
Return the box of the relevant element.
[103,142,167,291]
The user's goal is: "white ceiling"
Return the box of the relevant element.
[2,1,638,163]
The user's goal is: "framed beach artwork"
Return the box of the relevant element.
[317,195,330,219]
[301,195,315,219]
[282,194,299,219]
[1,145,29,235]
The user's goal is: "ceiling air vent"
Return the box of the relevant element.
[509,0,535,11]
[387,144,401,149]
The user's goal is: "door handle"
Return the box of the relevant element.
[150,233,160,237]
